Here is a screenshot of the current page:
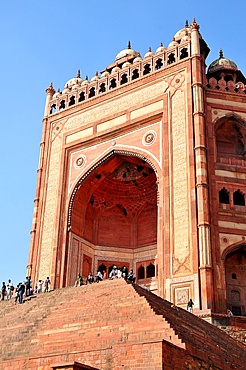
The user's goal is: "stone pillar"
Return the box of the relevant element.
[191,19,213,310]
[44,82,55,117]
[27,83,54,284]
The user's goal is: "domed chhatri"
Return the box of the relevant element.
[173,19,191,41]
[115,41,140,61]
[64,70,83,88]
[208,49,238,73]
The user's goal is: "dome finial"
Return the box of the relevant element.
[185,19,189,28]
[191,18,199,30]
[219,48,223,59]
[77,70,81,78]
[46,82,55,95]
[128,40,131,49]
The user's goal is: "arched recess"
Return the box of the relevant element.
[214,114,246,163]
[65,150,159,289]
[222,243,246,316]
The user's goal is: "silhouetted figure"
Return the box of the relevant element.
[44,277,51,292]
[187,299,194,313]
[1,282,6,300]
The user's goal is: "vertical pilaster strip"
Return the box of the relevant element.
[191,19,213,309]
[27,84,55,283]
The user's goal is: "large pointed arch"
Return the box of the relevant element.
[67,149,159,228]
[64,149,160,290]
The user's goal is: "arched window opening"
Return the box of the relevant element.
[50,104,56,114]
[167,53,175,65]
[109,78,116,89]
[155,58,163,70]
[146,263,155,278]
[69,96,75,106]
[132,69,139,80]
[143,64,151,75]
[79,92,85,102]
[232,273,237,279]
[219,187,230,204]
[233,189,245,206]
[138,265,145,280]
[120,74,128,85]
[59,100,65,110]
[99,83,106,94]
[180,48,188,59]
[216,120,246,158]
[88,87,95,98]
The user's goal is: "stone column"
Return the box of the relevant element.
[44,82,55,117]
[27,83,54,284]
[191,19,213,310]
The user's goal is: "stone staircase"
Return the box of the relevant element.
[133,283,246,369]
[0,279,245,369]
[0,279,181,369]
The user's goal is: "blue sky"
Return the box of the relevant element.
[0,0,245,286]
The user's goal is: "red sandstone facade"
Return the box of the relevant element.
[28,20,246,317]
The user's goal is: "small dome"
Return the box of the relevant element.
[122,61,131,68]
[81,76,89,85]
[112,65,121,72]
[144,47,154,58]
[208,49,238,74]
[64,70,83,88]
[180,30,189,43]
[133,53,142,63]
[62,84,70,94]
[53,88,62,98]
[156,42,166,53]
[91,71,100,82]
[168,37,178,49]
[71,81,80,91]
[115,41,140,61]
[173,20,191,41]
[101,70,110,77]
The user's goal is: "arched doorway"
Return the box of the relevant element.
[225,245,246,315]
[66,152,158,289]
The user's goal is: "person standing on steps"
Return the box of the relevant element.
[37,279,44,293]
[44,277,51,293]
[25,276,31,297]
[187,298,194,313]
[1,282,6,300]
[18,282,25,304]
[6,279,14,300]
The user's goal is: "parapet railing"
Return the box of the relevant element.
[48,42,190,115]
[206,77,246,94]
